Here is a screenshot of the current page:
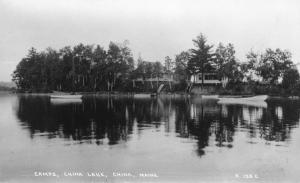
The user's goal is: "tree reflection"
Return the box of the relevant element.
[258,99,300,142]
[15,95,300,157]
[16,96,136,145]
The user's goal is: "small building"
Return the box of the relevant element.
[190,72,228,88]
[191,73,220,85]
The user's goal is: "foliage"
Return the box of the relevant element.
[187,34,214,83]
[174,51,190,82]
[282,68,300,91]
[12,42,134,92]
[256,49,293,85]
[132,59,163,80]
[214,43,243,83]
[12,35,300,95]
[164,56,173,73]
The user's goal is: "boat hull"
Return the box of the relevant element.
[50,95,82,99]
[201,95,219,99]
[217,95,268,108]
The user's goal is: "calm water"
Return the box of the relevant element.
[1,94,300,182]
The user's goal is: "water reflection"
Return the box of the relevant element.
[15,95,300,157]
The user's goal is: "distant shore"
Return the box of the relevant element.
[8,91,300,100]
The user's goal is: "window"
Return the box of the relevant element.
[198,73,219,81]
[205,74,218,80]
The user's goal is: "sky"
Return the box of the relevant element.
[0,0,300,81]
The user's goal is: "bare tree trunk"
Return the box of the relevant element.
[82,75,85,87]
[202,71,204,88]
[202,59,204,88]
[107,81,110,91]
[150,74,153,89]
[113,73,116,91]
[94,78,97,91]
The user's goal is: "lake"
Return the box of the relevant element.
[0,94,300,182]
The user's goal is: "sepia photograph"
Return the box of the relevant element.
[0,0,300,182]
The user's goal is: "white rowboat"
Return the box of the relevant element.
[50,94,82,105]
[50,95,82,99]
[217,95,268,108]
[201,95,219,99]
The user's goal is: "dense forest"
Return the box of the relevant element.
[12,34,300,95]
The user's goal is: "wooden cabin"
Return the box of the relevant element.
[190,73,221,85]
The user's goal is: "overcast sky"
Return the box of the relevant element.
[0,0,300,81]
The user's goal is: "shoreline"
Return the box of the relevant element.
[8,91,300,99]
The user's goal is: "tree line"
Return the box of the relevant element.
[12,34,300,95]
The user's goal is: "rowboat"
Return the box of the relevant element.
[50,94,82,99]
[219,95,268,100]
[217,95,268,108]
[50,94,82,105]
[133,93,151,98]
[201,95,219,99]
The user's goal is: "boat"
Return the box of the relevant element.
[219,95,267,100]
[219,95,254,98]
[133,93,151,98]
[50,54,83,102]
[201,95,219,99]
[50,93,82,105]
[50,94,82,99]
[50,98,82,105]
[217,95,268,108]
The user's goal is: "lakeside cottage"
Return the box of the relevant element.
[190,72,228,88]
[191,73,219,84]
